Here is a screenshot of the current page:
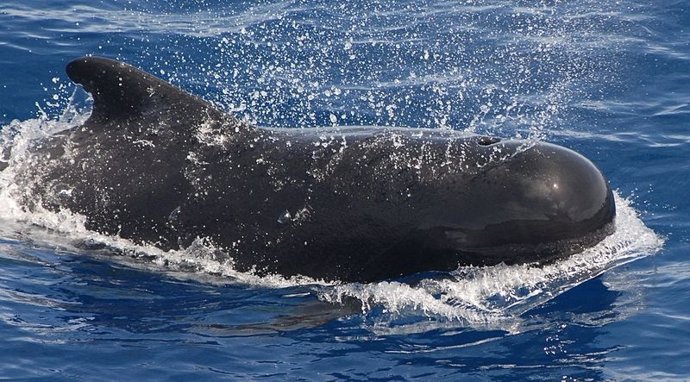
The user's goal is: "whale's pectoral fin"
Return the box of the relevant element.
[66,56,232,130]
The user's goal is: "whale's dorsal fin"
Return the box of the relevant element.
[66,56,232,129]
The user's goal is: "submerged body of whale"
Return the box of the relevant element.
[6,57,615,282]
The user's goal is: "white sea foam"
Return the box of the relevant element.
[320,194,662,331]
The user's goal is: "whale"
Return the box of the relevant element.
[5,56,615,282]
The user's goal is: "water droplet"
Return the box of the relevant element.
[277,210,291,224]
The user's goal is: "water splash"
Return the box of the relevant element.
[318,194,662,333]
[0,0,640,137]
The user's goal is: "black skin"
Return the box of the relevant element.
[10,57,615,282]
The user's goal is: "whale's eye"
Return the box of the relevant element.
[477,136,501,146]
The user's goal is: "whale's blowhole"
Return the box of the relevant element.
[478,136,501,146]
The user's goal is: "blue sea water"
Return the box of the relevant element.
[0,0,688,380]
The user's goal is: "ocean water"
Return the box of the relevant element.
[0,0,687,380]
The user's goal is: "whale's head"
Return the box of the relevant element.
[416,140,616,266]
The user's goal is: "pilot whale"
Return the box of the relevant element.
[5,56,615,282]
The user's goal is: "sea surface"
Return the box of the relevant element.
[0,0,687,380]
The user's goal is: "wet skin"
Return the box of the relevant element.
[9,57,615,282]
